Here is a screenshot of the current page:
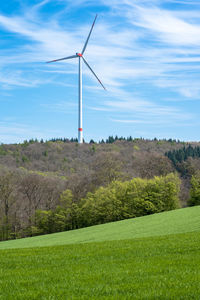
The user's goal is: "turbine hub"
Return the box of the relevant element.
[76,53,83,57]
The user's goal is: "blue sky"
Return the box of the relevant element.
[0,0,200,143]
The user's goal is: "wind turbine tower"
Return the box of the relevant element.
[47,14,106,144]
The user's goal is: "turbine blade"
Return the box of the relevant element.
[82,56,106,90]
[46,54,77,63]
[82,14,97,55]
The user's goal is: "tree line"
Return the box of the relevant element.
[0,171,181,240]
[14,136,184,145]
[29,172,200,236]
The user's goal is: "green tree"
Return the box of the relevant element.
[188,172,200,206]
[57,189,79,230]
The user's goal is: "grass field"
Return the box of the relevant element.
[0,206,200,299]
[0,205,200,250]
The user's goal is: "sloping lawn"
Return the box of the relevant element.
[0,206,200,250]
[0,231,200,299]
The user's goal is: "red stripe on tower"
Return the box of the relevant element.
[78,128,83,131]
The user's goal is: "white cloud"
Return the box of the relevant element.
[0,0,199,134]
[0,121,60,144]
[128,5,200,46]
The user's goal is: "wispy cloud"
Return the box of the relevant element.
[41,100,77,113]
[0,0,199,141]
[0,120,60,143]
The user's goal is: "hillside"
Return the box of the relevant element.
[0,205,199,249]
[0,138,200,202]
[1,137,200,242]
[0,206,200,299]
[0,138,197,175]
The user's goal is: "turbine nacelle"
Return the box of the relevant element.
[76,53,83,57]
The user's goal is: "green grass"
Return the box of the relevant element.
[0,232,200,299]
[0,206,200,299]
[0,205,200,250]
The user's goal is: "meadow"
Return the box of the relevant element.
[0,205,199,250]
[0,206,200,299]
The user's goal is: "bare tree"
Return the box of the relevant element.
[19,173,45,226]
[0,171,16,240]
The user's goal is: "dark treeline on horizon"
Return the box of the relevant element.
[1,136,185,146]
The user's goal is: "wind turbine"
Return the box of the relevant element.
[47,14,106,144]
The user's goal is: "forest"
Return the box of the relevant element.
[0,137,200,241]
